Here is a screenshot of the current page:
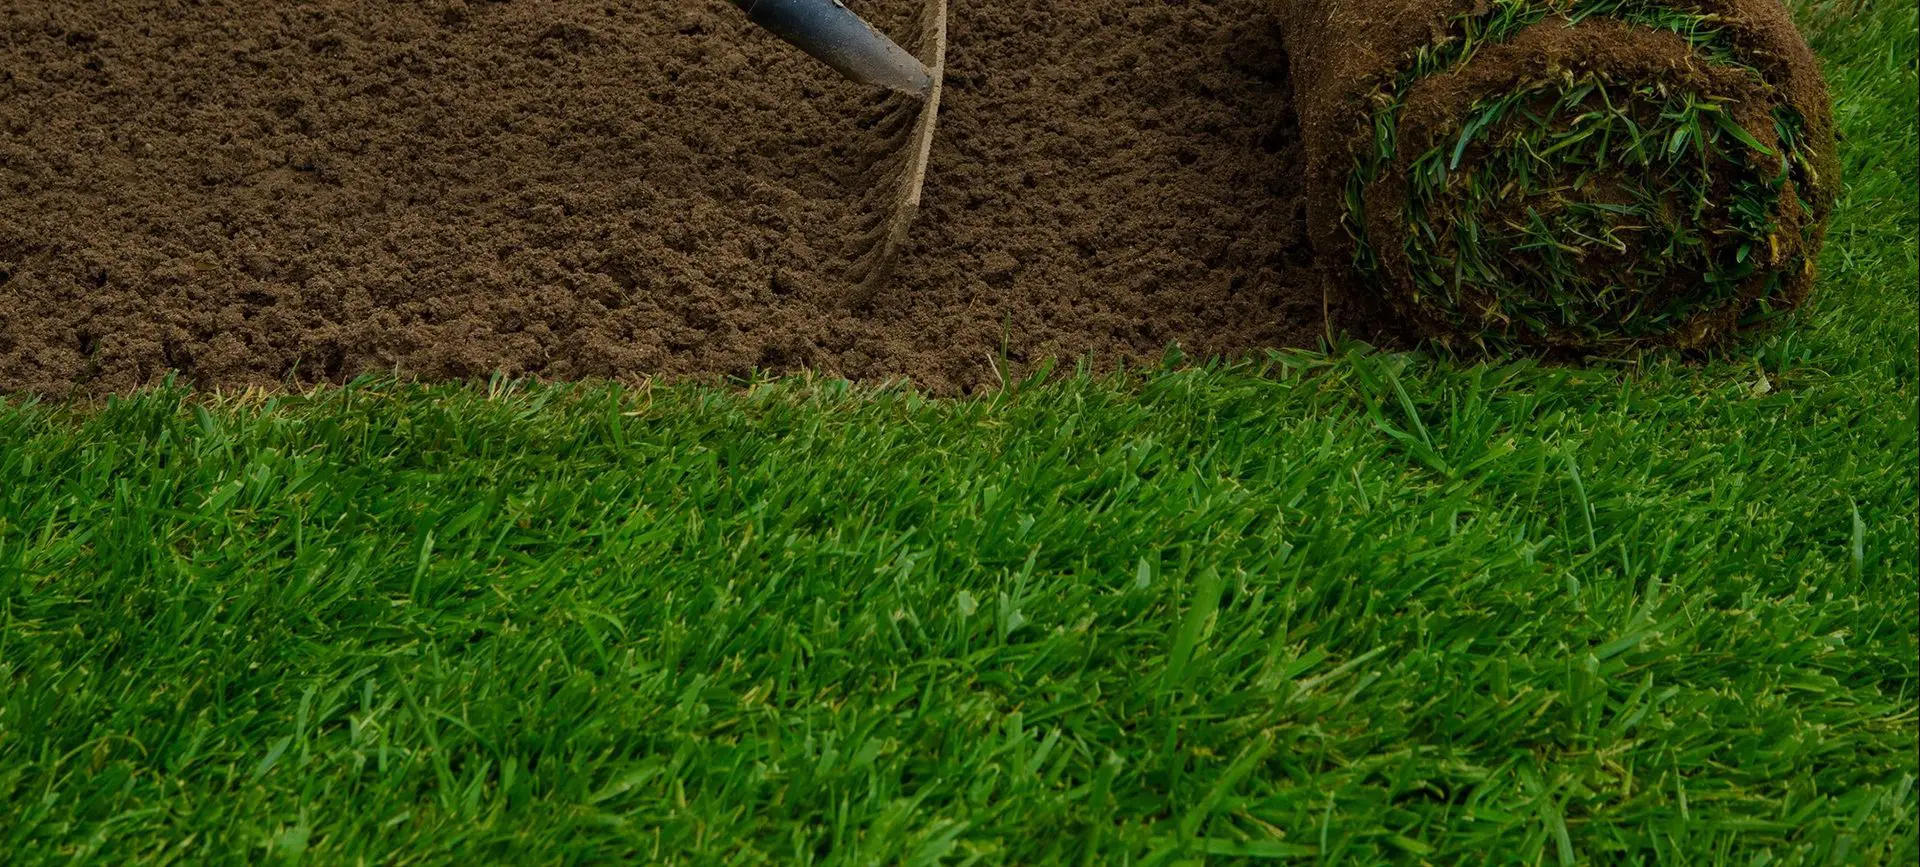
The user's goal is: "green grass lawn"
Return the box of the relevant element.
[2,3,1914,864]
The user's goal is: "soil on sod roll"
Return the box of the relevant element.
[1280,0,1837,352]
[0,0,1319,396]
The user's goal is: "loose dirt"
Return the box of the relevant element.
[0,0,1321,396]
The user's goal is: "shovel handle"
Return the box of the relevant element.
[729,0,931,96]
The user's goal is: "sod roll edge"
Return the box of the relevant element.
[1280,0,1839,352]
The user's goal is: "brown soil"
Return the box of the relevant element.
[0,0,1319,396]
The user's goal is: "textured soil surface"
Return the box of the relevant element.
[0,0,1318,395]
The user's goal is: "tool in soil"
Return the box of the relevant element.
[728,0,931,95]
[729,0,947,306]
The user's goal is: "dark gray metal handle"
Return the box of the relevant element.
[730,0,931,96]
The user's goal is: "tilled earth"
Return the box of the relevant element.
[0,0,1320,395]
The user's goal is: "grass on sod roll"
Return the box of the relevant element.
[1403,77,1804,340]
[1345,0,1824,348]
[0,1,1914,863]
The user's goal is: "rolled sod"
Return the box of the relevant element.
[1279,0,1839,351]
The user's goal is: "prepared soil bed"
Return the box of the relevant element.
[0,0,1316,395]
